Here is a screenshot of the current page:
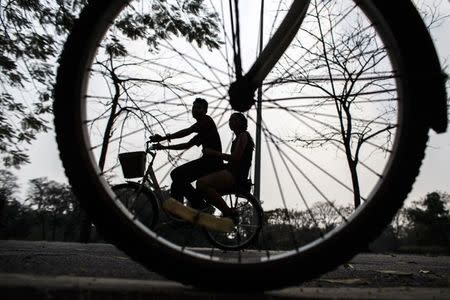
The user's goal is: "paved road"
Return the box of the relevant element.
[1,240,450,299]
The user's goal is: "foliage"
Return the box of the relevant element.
[0,0,221,168]
[0,169,32,238]
[0,0,88,167]
[1,164,449,252]
[24,177,80,240]
[0,169,19,199]
[405,191,450,247]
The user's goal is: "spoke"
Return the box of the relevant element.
[261,121,349,222]
[262,122,300,249]
[262,88,397,103]
[261,96,397,108]
[264,4,356,88]
[263,2,358,94]
[128,53,226,86]
[189,43,228,88]
[159,44,230,79]
[162,41,229,100]
[271,103,394,156]
[207,0,235,77]
[271,102,384,178]
[220,0,233,81]
[89,97,225,150]
[247,115,357,198]
[265,105,395,127]
[265,73,397,86]
[268,0,285,39]
[306,116,381,177]
[226,0,242,80]
[262,118,324,235]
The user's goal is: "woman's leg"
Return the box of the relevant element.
[196,170,235,216]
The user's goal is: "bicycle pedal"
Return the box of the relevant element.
[163,198,234,233]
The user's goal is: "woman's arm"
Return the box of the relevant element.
[203,133,248,162]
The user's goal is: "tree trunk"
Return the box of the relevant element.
[349,162,361,208]
[0,193,5,228]
[79,212,91,243]
[52,215,56,241]
[41,214,46,240]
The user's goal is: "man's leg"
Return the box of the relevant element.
[170,158,221,207]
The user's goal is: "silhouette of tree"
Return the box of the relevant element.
[0,169,19,202]
[0,169,32,239]
[0,0,88,167]
[406,191,450,247]
[276,0,446,209]
[277,1,396,209]
[25,177,77,240]
[0,0,221,168]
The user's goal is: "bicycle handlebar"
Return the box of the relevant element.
[146,141,163,152]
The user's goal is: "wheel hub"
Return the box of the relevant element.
[228,77,256,112]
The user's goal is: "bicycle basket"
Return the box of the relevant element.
[118,151,146,179]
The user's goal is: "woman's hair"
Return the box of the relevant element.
[231,112,248,131]
[231,113,255,149]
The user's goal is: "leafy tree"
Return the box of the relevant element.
[0,169,32,239]
[0,0,88,167]
[25,177,77,240]
[406,191,450,247]
[0,0,221,168]
[0,169,19,202]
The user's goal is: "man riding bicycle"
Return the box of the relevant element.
[150,98,223,211]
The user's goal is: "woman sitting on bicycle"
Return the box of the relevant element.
[196,112,254,219]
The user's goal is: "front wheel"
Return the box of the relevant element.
[54,0,443,291]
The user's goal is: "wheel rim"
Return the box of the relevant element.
[60,0,418,273]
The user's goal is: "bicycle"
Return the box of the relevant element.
[54,0,447,291]
[112,141,263,250]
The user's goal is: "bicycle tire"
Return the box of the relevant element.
[54,0,444,291]
[204,193,263,251]
[112,183,159,230]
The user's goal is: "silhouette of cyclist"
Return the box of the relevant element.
[150,98,223,210]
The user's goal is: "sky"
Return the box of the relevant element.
[11,0,450,207]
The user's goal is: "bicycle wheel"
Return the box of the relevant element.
[112,183,159,230]
[55,0,446,291]
[204,193,263,251]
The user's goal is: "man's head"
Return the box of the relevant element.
[192,98,208,119]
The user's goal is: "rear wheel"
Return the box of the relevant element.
[204,193,263,251]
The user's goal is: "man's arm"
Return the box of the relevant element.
[151,124,197,142]
[155,139,196,151]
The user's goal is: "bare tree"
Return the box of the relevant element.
[270,1,403,208]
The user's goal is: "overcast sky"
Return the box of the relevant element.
[11,0,450,205]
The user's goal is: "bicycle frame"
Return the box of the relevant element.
[245,0,310,87]
[138,142,165,205]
